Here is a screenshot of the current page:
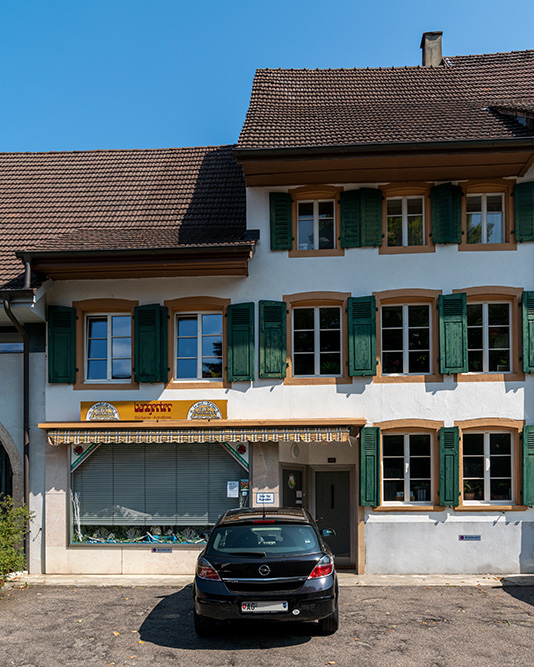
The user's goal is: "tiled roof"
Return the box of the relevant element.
[237,50,534,150]
[0,145,246,290]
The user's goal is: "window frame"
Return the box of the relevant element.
[73,299,138,391]
[385,195,425,248]
[292,305,342,378]
[283,292,350,385]
[453,287,524,382]
[175,312,224,382]
[85,313,133,384]
[380,302,432,376]
[379,184,434,255]
[381,432,434,506]
[288,185,344,258]
[164,297,230,389]
[373,289,442,383]
[459,180,516,251]
[465,301,512,375]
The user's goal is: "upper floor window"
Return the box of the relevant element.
[466,194,504,244]
[462,432,513,503]
[466,302,510,373]
[382,433,433,504]
[386,197,424,247]
[293,306,341,376]
[176,313,223,380]
[381,304,431,375]
[86,314,132,382]
[297,200,335,250]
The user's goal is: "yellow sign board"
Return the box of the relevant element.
[81,400,227,422]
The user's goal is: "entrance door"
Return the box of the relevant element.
[282,469,303,508]
[0,445,13,497]
[315,470,351,563]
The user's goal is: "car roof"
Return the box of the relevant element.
[217,507,314,525]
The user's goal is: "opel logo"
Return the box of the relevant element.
[258,565,271,577]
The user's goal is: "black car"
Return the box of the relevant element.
[193,507,338,636]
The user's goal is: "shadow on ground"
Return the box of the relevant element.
[139,584,315,650]
[502,584,534,607]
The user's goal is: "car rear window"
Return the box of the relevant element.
[207,524,321,557]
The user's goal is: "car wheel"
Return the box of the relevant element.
[194,610,216,637]
[318,604,339,635]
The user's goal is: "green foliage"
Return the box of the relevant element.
[0,496,34,580]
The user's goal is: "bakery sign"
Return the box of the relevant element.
[81,400,227,421]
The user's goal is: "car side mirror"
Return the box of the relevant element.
[321,528,336,537]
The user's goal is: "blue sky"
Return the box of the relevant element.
[1,0,533,152]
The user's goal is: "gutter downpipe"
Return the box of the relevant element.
[3,290,30,566]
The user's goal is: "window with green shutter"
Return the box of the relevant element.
[134,304,168,383]
[48,305,76,384]
[348,296,376,376]
[523,425,534,506]
[431,183,462,244]
[360,427,380,506]
[269,193,293,250]
[514,182,534,242]
[439,294,467,374]
[259,301,286,378]
[439,426,459,506]
[522,291,534,373]
[340,189,383,248]
[227,303,255,382]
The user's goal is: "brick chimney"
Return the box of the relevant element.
[420,31,443,67]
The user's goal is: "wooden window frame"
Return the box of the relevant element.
[164,297,231,389]
[288,185,344,258]
[373,289,443,383]
[379,184,434,255]
[458,180,517,252]
[373,419,444,512]
[73,298,138,391]
[455,419,526,511]
[453,286,524,382]
[283,292,350,385]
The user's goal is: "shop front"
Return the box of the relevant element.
[40,400,362,574]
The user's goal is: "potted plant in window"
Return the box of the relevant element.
[463,481,475,501]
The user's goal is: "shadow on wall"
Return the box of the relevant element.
[520,521,534,573]
[138,585,315,649]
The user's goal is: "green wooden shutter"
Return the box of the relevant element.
[48,305,76,383]
[523,291,534,373]
[514,182,534,242]
[134,304,167,383]
[523,425,534,505]
[360,427,380,506]
[159,306,169,383]
[269,192,293,250]
[439,426,459,507]
[348,296,376,376]
[431,183,462,244]
[439,293,468,374]
[360,188,383,247]
[259,300,286,378]
[227,302,255,381]
[340,190,361,248]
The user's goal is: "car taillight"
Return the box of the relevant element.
[196,558,221,581]
[308,555,334,579]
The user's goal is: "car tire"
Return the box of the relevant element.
[318,604,339,635]
[194,610,216,637]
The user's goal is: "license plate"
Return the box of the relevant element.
[241,601,288,613]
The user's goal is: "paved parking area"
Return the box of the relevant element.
[1,584,533,666]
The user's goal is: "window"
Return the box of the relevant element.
[85,314,132,381]
[176,313,223,380]
[381,304,431,374]
[466,194,504,244]
[293,306,341,376]
[466,303,510,373]
[297,200,335,250]
[462,432,513,503]
[386,197,424,247]
[382,433,432,503]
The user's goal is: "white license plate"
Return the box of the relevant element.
[241,601,288,613]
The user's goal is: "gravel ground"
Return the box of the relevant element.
[1,584,533,666]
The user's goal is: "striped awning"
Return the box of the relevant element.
[47,426,351,446]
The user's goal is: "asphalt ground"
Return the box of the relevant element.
[1,584,533,666]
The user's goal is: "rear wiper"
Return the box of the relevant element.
[230,551,267,558]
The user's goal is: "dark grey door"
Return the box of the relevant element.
[315,470,351,559]
[282,469,303,507]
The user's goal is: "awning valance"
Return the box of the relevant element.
[47,426,351,446]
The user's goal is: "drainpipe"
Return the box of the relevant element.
[2,296,30,565]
